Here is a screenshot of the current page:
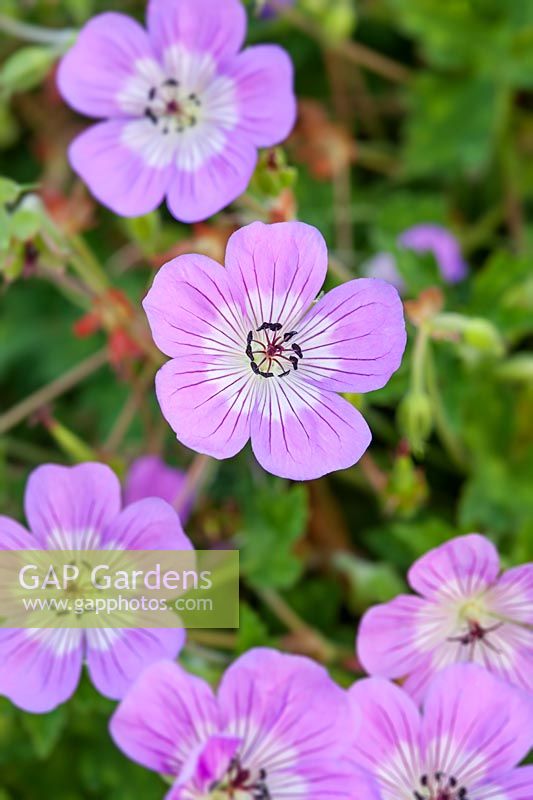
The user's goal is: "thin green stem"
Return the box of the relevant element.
[0,348,108,435]
[0,14,75,47]
[425,343,469,472]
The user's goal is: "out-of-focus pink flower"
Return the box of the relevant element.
[57,0,296,222]
[357,534,533,701]
[123,455,193,523]
[0,462,192,713]
[111,648,377,799]
[349,664,533,800]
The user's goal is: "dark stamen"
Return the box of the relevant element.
[291,343,303,358]
[144,108,158,124]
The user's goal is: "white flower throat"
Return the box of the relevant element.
[144,77,203,134]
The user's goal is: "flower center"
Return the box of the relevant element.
[209,757,270,799]
[413,772,469,800]
[246,321,304,379]
[144,78,203,134]
[447,618,503,656]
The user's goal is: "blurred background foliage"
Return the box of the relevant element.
[0,0,532,797]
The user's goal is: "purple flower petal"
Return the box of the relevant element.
[421,664,533,785]
[68,120,173,218]
[170,735,241,798]
[166,135,257,223]
[86,629,186,701]
[24,462,121,549]
[399,223,468,284]
[225,221,328,332]
[110,660,220,776]
[155,357,256,459]
[0,629,84,713]
[488,564,533,625]
[123,455,191,522]
[101,497,192,551]
[474,767,533,800]
[251,378,371,480]
[362,252,405,293]
[408,533,501,601]
[296,277,407,393]
[143,252,245,360]
[144,253,256,459]
[0,516,36,549]
[357,595,431,680]
[348,677,422,795]
[222,45,296,146]
[57,12,158,119]
[146,0,246,63]
[218,648,351,763]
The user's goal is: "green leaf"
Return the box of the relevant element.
[403,74,505,178]
[21,706,68,760]
[333,552,406,614]
[236,602,270,652]
[0,46,57,98]
[239,483,308,589]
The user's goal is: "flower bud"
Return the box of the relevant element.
[0,46,57,98]
[397,391,433,456]
[463,318,505,357]
[496,354,533,383]
[250,148,297,198]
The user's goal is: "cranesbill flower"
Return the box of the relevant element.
[357,534,533,701]
[348,664,533,800]
[57,0,296,222]
[0,462,192,713]
[143,220,406,481]
[110,647,378,799]
[364,224,468,293]
[124,455,193,523]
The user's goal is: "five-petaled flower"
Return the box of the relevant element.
[356,534,533,701]
[0,462,192,713]
[110,647,377,799]
[143,220,406,481]
[57,0,296,222]
[348,664,533,800]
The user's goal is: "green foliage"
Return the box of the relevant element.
[239,483,308,589]
[0,0,532,796]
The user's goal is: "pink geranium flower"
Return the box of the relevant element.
[110,647,377,799]
[123,455,193,523]
[357,534,533,701]
[349,664,533,800]
[57,0,296,222]
[0,462,192,713]
[143,220,406,480]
